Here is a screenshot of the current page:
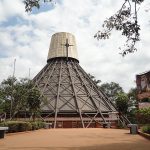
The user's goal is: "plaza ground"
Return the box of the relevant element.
[0,128,149,150]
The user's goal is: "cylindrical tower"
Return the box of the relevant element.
[47,32,78,62]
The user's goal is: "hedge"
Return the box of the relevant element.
[0,121,45,133]
[142,125,150,134]
[30,121,45,130]
[136,108,150,124]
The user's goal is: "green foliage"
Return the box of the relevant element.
[0,76,17,114]
[0,96,4,113]
[37,121,45,128]
[142,125,150,134]
[136,108,150,124]
[128,88,137,101]
[0,121,45,133]
[27,88,41,111]
[94,0,145,56]
[27,88,41,121]
[30,121,39,130]
[100,82,124,102]
[127,109,138,124]
[115,93,128,114]
[117,121,125,129]
[88,74,101,85]
[0,77,42,120]
[0,121,32,133]
[0,77,29,115]
[24,0,52,12]
[127,88,138,111]
[141,98,150,103]
[30,121,45,130]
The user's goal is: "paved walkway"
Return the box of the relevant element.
[0,128,149,150]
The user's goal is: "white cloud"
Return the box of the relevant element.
[0,0,25,22]
[0,0,150,92]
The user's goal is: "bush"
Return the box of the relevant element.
[30,121,45,130]
[30,122,38,130]
[18,122,32,132]
[142,125,150,134]
[0,121,32,133]
[117,121,125,129]
[37,121,45,129]
[136,108,150,124]
[0,121,45,133]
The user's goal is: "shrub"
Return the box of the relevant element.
[0,121,45,133]
[117,121,125,129]
[17,122,32,132]
[0,121,7,127]
[37,121,45,129]
[136,108,150,124]
[142,125,150,134]
[0,121,32,133]
[30,122,39,130]
[30,121,45,130]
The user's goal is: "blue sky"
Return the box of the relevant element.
[0,0,150,92]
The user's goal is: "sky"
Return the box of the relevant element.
[0,0,150,92]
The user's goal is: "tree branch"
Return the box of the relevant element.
[94,0,144,56]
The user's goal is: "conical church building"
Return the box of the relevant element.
[33,32,119,128]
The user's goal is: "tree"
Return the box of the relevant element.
[100,82,124,102]
[0,86,6,113]
[0,77,41,120]
[88,74,101,85]
[0,76,17,118]
[27,88,41,121]
[24,0,52,12]
[115,92,129,115]
[94,0,144,56]
[136,107,150,124]
[127,87,138,111]
[0,93,5,113]
[10,78,34,118]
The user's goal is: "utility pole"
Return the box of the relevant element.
[10,58,16,120]
[13,59,16,78]
[29,68,31,79]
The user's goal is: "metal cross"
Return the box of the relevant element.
[61,39,74,61]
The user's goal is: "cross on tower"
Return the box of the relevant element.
[61,39,74,61]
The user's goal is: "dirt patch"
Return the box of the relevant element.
[0,128,150,150]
